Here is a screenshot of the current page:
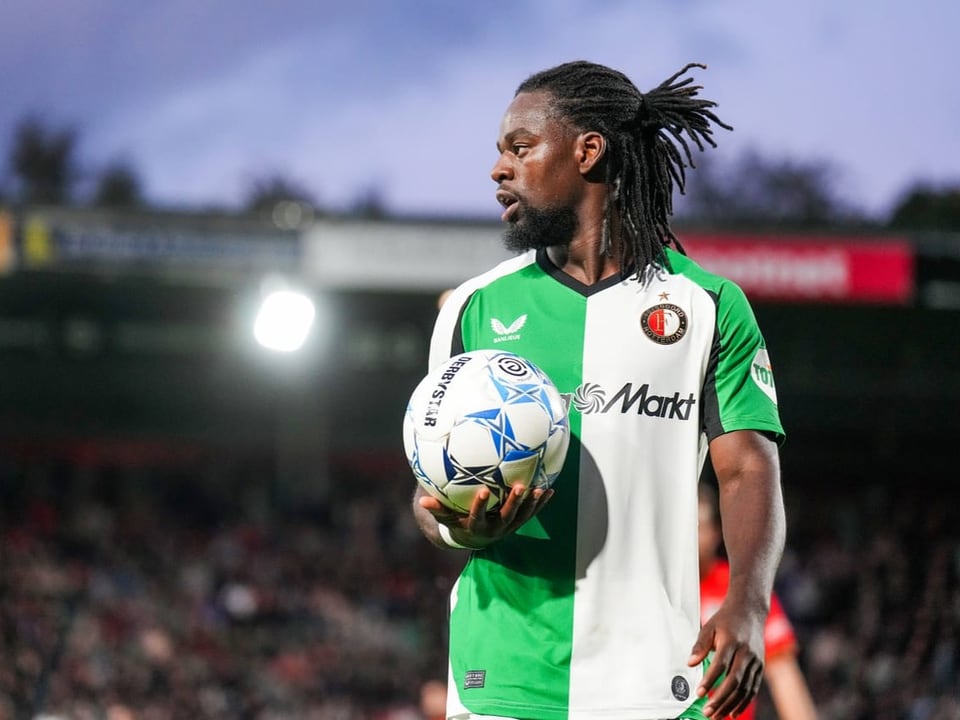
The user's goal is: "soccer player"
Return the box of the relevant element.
[699,482,818,720]
[412,60,786,720]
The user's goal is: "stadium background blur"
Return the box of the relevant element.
[2,181,960,717]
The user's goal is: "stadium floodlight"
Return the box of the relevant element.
[253,289,316,352]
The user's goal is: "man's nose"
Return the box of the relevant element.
[490,155,512,183]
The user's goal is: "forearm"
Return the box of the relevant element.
[713,432,786,612]
[765,656,819,720]
[412,486,449,549]
[412,486,490,550]
[721,487,784,611]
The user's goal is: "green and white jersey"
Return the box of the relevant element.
[429,248,784,720]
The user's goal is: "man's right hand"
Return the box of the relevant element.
[414,483,553,549]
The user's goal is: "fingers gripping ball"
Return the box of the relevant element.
[403,350,570,514]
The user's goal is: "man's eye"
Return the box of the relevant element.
[512,144,527,154]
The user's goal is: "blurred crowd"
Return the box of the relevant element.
[1,458,958,720]
[775,483,960,720]
[1,457,459,720]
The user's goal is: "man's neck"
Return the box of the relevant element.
[546,236,622,286]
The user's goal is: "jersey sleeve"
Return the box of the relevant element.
[428,285,471,371]
[427,251,538,371]
[704,280,785,443]
[764,592,798,659]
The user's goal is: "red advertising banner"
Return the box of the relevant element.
[679,233,915,304]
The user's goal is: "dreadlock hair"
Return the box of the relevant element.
[515,60,732,276]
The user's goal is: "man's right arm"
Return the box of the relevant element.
[412,485,456,549]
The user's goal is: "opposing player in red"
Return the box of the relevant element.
[699,482,818,720]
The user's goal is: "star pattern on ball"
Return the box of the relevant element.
[463,406,532,458]
[443,447,502,489]
[491,375,553,409]
[409,445,439,489]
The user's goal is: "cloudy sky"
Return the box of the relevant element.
[1,0,957,220]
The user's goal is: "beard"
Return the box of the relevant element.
[502,203,579,253]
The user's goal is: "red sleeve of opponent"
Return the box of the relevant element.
[701,562,799,659]
[764,591,798,659]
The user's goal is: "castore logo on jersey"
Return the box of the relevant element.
[490,314,527,343]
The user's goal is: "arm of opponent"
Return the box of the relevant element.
[765,651,819,720]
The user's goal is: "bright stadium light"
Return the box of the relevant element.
[253,289,316,352]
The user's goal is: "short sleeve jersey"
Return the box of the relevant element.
[429,248,784,720]
[700,559,799,720]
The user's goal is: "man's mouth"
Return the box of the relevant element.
[496,190,519,222]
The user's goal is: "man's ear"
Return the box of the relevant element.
[578,131,606,176]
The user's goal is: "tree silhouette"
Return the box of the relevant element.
[888,183,960,231]
[244,175,317,212]
[244,175,319,229]
[349,184,388,219]
[677,149,862,226]
[92,161,144,208]
[9,116,78,205]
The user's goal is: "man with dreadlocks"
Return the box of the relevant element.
[412,60,786,720]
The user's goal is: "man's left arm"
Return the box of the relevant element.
[690,429,786,718]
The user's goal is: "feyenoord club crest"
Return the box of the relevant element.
[641,303,688,345]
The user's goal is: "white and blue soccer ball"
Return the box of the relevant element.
[403,349,570,514]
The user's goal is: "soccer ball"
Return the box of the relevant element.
[403,350,570,514]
